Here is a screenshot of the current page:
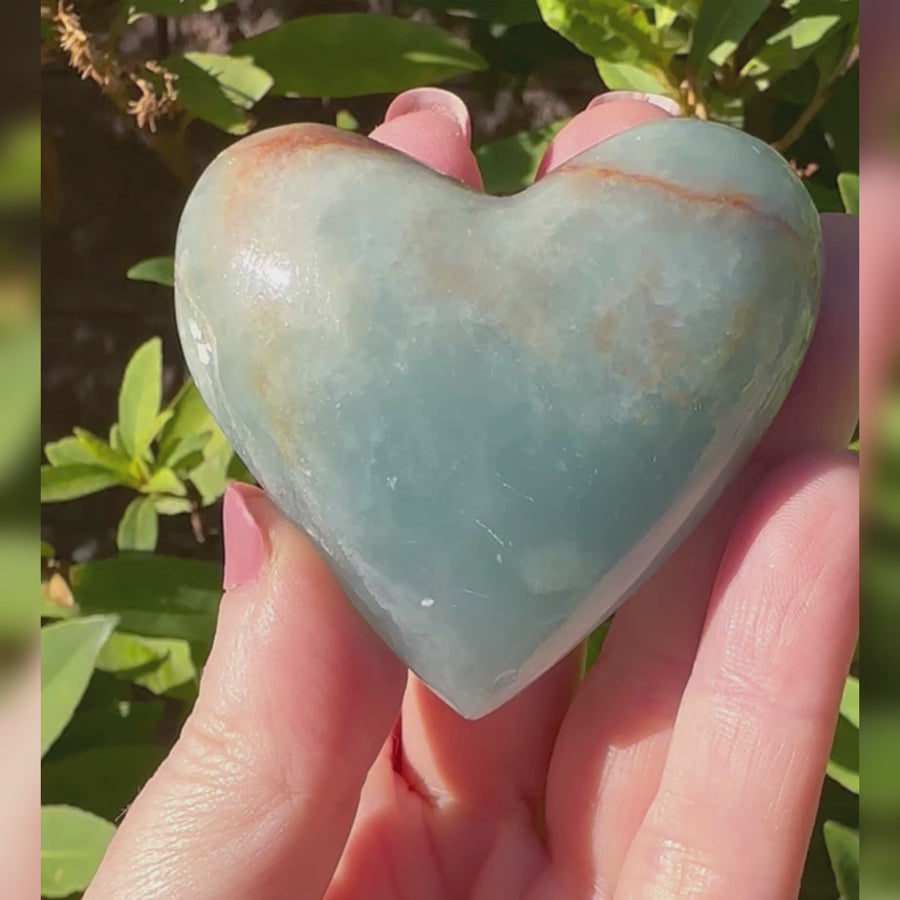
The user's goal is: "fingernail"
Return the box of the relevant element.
[587,91,682,117]
[223,483,267,591]
[382,88,471,141]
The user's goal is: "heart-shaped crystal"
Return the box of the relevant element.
[175,117,820,718]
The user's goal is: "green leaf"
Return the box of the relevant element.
[182,52,273,110]
[0,528,41,637]
[0,118,41,209]
[537,0,671,79]
[158,381,234,502]
[70,555,221,646]
[73,427,132,476]
[819,59,859,170]
[109,423,125,455]
[231,14,486,98]
[44,436,95,467]
[335,109,359,131]
[827,713,859,794]
[583,619,611,671]
[153,496,194,515]
[800,775,859,900]
[741,0,855,90]
[165,53,272,135]
[688,0,769,78]
[127,0,236,15]
[837,172,859,215]
[41,805,116,898]
[414,0,541,26]
[839,674,859,728]
[41,464,122,502]
[805,178,844,212]
[156,430,213,471]
[41,616,119,755]
[46,689,164,760]
[142,409,175,456]
[0,322,39,480]
[97,631,198,696]
[41,745,167,823]
[116,496,159,551]
[190,434,234,505]
[158,380,218,446]
[596,59,675,95]
[141,466,187,496]
[476,120,567,195]
[823,821,859,900]
[127,256,174,287]
[118,337,163,461]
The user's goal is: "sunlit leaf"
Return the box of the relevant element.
[126,256,174,287]
[44,436,95,467]
[688,0,769,78]
[823,821,859,900]
[837,172,859,215]
[596,59,675,95]
[231,14,486,98]
[741,0,856,90]
[117,496,159,551]
[537,0,672,85]
[165,53,272,135]
[118,337,163,461]
[839,674,859,728]
[97,631,197,695]
[41,805,116,898]
[41,465,122,502]
[73,428,132,476]
[141,466,187,496]
[41,616,118,755]
[827,713,859,794]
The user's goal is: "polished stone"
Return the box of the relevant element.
[175,118,821,718]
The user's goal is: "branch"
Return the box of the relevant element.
[772,42,860,154]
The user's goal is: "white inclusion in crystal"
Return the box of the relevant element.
[471,516,505,546]
[421,597,435,608]
[197,341,212,366]
[498,478,535,503]
[386,475,398,491]
[493,668,517,689]
[496,553,503,564]
[188,318,202,341]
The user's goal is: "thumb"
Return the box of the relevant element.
[86,484,406,900]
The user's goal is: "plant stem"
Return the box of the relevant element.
[772,42,859,154]
[156,15,170,58]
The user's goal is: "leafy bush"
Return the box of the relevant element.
[40,1,862,896]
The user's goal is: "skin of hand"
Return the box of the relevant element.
[85,90,860,900]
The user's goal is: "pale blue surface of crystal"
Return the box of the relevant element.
[175,118,820,717]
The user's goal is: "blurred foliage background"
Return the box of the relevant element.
[26,0,875,896]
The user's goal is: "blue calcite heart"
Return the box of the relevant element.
[175,117,820,718]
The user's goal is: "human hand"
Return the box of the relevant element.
[86,91,859,900]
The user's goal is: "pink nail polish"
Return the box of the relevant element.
[223,483,266,590]
[382,88,472,141]
[587,91,682,117]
